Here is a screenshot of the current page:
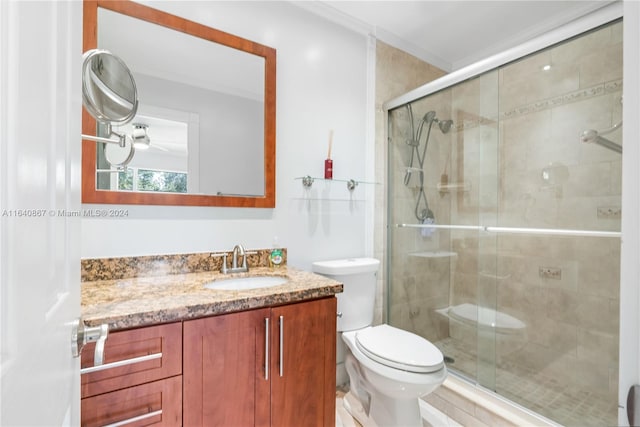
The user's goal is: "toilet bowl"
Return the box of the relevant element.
[342,325,447,426]
[312,258,447,427]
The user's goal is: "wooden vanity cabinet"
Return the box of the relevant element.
[80,322,183,426]
[183,297,337,427]
[81,297,337,426]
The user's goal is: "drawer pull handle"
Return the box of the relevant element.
[102,409,162,427]
[80,352,162,375]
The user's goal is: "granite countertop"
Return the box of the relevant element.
[82,267,343,330]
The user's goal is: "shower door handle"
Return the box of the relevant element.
[628,384,640,426]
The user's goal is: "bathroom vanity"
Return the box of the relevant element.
[80,254,341,426]
[183,298,336,426]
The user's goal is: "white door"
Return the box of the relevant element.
[0,1,82,426]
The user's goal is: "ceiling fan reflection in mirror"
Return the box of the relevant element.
[131,123,150,150]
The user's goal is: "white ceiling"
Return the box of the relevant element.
[303,1,616,71]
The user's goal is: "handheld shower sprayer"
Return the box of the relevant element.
[402,105,454,222]
[424,111,437,123]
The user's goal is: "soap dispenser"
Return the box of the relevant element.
[269,236,283,268]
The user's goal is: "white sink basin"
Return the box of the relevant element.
[203,276,287,291]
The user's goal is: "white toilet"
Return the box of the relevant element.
[312,258,447,427]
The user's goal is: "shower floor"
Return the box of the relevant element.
[435,337,618,427]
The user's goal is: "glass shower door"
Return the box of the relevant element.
[386,19,622,427]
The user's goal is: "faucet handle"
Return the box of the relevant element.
[244,250,257,268]
[241,253,248,269]
[210,252,227,257]
[221,253,228,274]
[210,252,228,274]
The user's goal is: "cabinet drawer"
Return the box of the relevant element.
[81,375,182,427]
[81,322,182,398]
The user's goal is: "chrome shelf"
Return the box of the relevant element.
[295,176,378,191]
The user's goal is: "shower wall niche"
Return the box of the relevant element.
[387,20,622,427]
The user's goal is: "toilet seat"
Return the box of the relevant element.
[355,324,444,373]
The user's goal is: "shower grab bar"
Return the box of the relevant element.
[598,120,622,136]
[486,226,621,238]
[580,120,622,153]
[395,223,621,238]
[396,223,482,231]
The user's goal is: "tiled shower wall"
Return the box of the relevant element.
[374,41,445,324]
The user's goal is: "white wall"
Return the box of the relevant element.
[81,1,374,271]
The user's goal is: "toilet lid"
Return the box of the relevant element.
[355,324,444,373]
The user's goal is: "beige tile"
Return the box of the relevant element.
[448,405,491,427]
[434,386,477,417]
[474,404,518,427]
[423,392,449,414]
[579,43,622,88]
[551,24,612,65]
[574,293,618,335]
[577,327,618,365]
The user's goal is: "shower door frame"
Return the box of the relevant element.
[383,2,639,426]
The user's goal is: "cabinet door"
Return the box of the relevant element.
[81,376,182,427]
[271,297,337,427]
[183,308,271,427]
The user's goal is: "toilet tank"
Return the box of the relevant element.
[312,258,380,332]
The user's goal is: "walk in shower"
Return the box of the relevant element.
[386,19,622,427]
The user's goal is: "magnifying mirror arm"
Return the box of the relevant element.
[81,131,128,147]
[97,166,127,173]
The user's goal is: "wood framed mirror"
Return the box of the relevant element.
[82,0,276,207]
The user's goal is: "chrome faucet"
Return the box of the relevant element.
[211,244,256,274]
[231,244,247,272]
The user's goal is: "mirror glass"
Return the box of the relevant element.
[98,7,264,196]
[104,138,135,168]
[82,1,276,207]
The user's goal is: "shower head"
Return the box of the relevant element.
[437,119,453,134]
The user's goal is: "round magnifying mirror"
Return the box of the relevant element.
[104,138,135,169]
[82,49,138,125]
